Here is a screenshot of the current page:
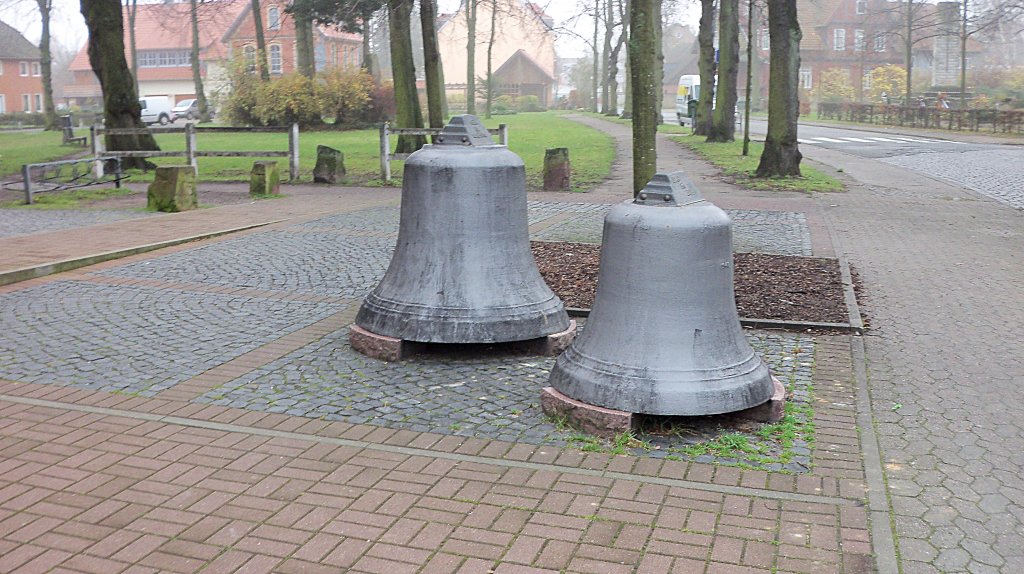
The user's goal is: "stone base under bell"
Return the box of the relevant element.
[540,376,786,439]
[349,320,577,361]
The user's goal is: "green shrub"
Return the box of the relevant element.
[516,95,544,112]
[253,73,324,126]
[321,67,374,127]
[0,112,46,127]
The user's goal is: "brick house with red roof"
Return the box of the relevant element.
[64,0,360,109]
[0,20,44,114]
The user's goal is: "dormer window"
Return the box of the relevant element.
[268,7,281,30]
[856,0,867,14]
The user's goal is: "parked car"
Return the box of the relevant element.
[139,96,172,125]
[171,99,198,122]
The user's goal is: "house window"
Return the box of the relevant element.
[760,28,770,50]
[834,29,846,51]
[22,94,30,111]
[856,0,867,14]
[0,95,6,113]
[874,34,887,52]
[31,62,41,76]
[244,45,256,73]
[855,29,865,52]
[19,62,29,76]
[863,69,873,91]
[35,94,42,112]
[270,44,282,73]
[268,7,280,30]
[800,68,813,90]
[138,50,190,68]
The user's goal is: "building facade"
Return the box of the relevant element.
[0,20,44,114]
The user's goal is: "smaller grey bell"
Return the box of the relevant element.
[548,172,775,416]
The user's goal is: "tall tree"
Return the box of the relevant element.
[466,0,477,114]
[388,0,425,152]
[616,0,631,118]
[484,0,497,117]
[708,0,739,141]
[629,0,658,195]
[189,0,212,121]
[755,0,801,176]
[695,0,715,135]
[289,0,316,77]
[126,0,138,95]
[591,1,600,112]
[600,0,612,113]
[743,0,755,155]
[79,0,160,168]
[251,0,270,80]
[605,0,627,116]
[35,0,57,130]
[420,0,445,126]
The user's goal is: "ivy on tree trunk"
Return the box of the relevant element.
[695,0,715,136]
[708,0,739,142]
[628,0,658,196]
[420,0,446,127]
[756,0,802,177]
[388,0,425,153]
[80,0,160,168]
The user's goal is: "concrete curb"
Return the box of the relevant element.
[0,220,285,287]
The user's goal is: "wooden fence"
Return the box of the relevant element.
[91,123,300,181]
[817,103,1024,134]
[379,122,509,182]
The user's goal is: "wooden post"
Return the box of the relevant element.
[22,164,33,205]
[380,122,391,182]
[288,123,299,182]
[185,122,197,169]
[91,125,105,179]
[498,123,508,145]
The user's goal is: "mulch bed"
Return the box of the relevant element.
[532,241,850,325]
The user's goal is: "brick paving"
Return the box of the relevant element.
[9,114,1016,572]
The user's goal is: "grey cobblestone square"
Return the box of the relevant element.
[0,281,346,395]
[0,209,155,239]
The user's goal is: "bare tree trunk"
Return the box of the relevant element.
[654,3,663,123]
[127,0,138,96]
[606,0,626,116]
[708,0,739,141]
[420,0,446,127]
[362,5,375,74]
[743,0,754,155]
[294,0,316,78]
[620,33,632,118]
[36,0,57,130]
[695,0,715,136]
[80,0,160,168]
[601,0,612,113]
[485,0,496,118]
[629,0,658,196]
[960,0,968,109]
[388,0,426,153]
[591,2,600,112]
[251,0,270,80]
[190,0,211,121]
[466,0,477,114]
[904,0,913,105]
[756,0,801,177]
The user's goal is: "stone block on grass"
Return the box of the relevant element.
[250,160,280,196]
[543,147,571,191]
[147,165,197,212]
[313,145,346,183]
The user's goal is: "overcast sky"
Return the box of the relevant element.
[0,0,698,57]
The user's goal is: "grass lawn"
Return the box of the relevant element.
[671,133,844,193]
[0,130,84,178]
[134,111,614,192]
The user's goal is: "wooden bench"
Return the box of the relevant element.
[61,115,87,147]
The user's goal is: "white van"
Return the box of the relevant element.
[139,96,172,125]
[675,75,701,126]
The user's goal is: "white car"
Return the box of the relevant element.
[172,99,199,122]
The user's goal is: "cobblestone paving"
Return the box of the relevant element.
[532,206,813,256]
[0,208,154,239]
[197,328,813,469]
[0,281,346,396]
[290,205,401,234]
[881,149,1024,210]
[827,177,1024,572]
[96,231,395,297]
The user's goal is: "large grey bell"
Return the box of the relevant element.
[548,172,774,416]
[356,115,571,344]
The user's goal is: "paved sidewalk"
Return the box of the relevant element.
[0,116,961,573]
